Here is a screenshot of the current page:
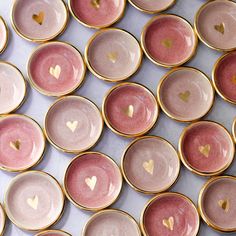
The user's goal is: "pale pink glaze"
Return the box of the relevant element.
[104,84,158,135]
[159,68,214,121]
[201,177,236,230]
[143,194,199,236]
[214,51,236,103]
[0,18,7,52]
[123,137,179,192]
[28,42,85,96]
[37,231,70,236]
[0,115,45,171]
[196,0,236,50]
[5,171,64,230]
[84,210,140,236]
[12,0,67,40]
[0,62,26,114]
[0,205,5,234]
[87,29,141,81]
[143,15,196,66]
[181,122,234,173]
[65,153,122,209]
[70,0,125,28]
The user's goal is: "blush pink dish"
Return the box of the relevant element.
[28,42,86,97]
[0,204,5,235]
[36,230,71,236]
[0,115,45,172]
[141,193,199,236]
[213,51,236,104]
[69,0,125,28]
[142,14,197,67]
[64,152,122,211]
[103,83,158,137]
[0,17,8,53]
[179,121,235,176]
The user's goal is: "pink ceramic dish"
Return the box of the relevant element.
[0,17,8,54]
[36,230,71,236]
[0,204,5,235]
[28,41,86,97]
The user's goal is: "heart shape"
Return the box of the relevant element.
[232,75,236,85]
[27,195,39,210]
[91,0,100,9]
[66,121,78,133]
[178,90,191,103]
[124,105,134,118]
[163,216,174,231]
[199,144,211,158]
[49,65,61,80]
[214,23,225,35]
[143,160,154,175]
[10,140,21,151]
[218,199,229,212]
[32,12,44,25]
[85,176,97,191]
[161,39,173,48]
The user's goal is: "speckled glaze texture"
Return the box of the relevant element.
[195,0,236,50]
[0,18,7,52]
[0,62,26,114]
[0,115,45,171]
[143,194,199,236]
[5,172,64,230]
[28,42,85,96]
[123,137,179,193]
[0,205,5,235]
[65,153,122,210]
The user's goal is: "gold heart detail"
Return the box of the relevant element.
[163,216,174,231]
[124,105,134,118]
[66,121,78,133]
[27,195,39,210]
[107,52,118,63]
[49,65,61,80]
[10,140,21,151]
[161,39,173,48]
[179,90,190,103]
[232,75,236,85]
[85,176,97,191]
[218,199,229,212]
[214,23,225,35]
[143,160,154,175]
[32,12,44,25]
[199,144,211,158]
[91,0,100,9]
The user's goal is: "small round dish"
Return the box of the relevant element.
[4,171,65,231]
[45,96,103,153]
[11,0,69,43]
[0,114,45,172]
[85,28,142,82]
[35,230,71,236]
[0,204,6,236]
[179,121,235,176]
[122,136,180,194]
[194,0,236,51]
[0,17,8,54]
[0,61,26,115]
[198,176,236,232]
[64,152,123,211]
[141,14,197,68]
[28,41,86,97]
[233,118,236,143]
[128,0,176,14]
[69,0,126,29]
[82,209,141,236]
[141,192,200,236]
[213,51,236,104]
[157,67,214,122]
[102,82,159,137]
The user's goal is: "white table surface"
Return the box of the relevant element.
[0,0,236,235]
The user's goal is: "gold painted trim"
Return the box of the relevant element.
[63,152,123,212]
[35,229,72,236]
[232,117,236,143]
[84,28,143,82]
[0,16,9,54]
[0,203,6,236]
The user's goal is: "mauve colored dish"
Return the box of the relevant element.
[213,51,236,104]
[122,136,180,194]
[35,230,71,236]
[85,28,142,82]
[0,17,8,54]
[28,41,86,97]
[141,14,197,67]
[0,114,45,172]
[141,192,200,236]
[179,121,235,176]
[4,171,64,231]
[69,0,126,29]
[158,67,214,122]
[45,96,103,153]
[102,83,159,137]
[64,152,122,211]
[11,0,68,42]
[0,62,26,115]
[195,0,236,51]
[199,176,236,232]
[82,209,141,236]
[0,204,6,235]
[233,118,236,143]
